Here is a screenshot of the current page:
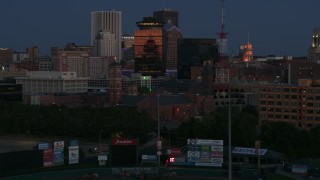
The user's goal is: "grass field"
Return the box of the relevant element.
[268,173,296,180]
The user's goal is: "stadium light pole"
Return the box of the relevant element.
[157,94,160,167]
[228,87,232,180]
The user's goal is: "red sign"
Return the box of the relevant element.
[211,151,223,158]
[112,138,137,145]
[43,148,54,167]
[167,148,181,156]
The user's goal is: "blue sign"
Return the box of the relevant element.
[69,139,79,147]
[38,143,50,150]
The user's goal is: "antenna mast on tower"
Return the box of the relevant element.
[215,0,229,83]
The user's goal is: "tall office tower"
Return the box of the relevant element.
[134,17,165,77]
[94,30,117,57]
[308,28,320,63]
[163,20,182,71]
[91,11,122,61]
[153,8,179,28]
[177,38,218,79]
[122,33,135,63]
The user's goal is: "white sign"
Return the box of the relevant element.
[292,164,307,174]
[232,147,268,156]
[54,141,64,148]
[98,155,108,161]
[211,158,223,164]
[142,155,157,161]
[188,139,223,146]
[211,145,223,152]
[188,151,200,158]
[68,146,79,164]
[195,162,222,167]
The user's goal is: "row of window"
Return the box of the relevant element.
[261,87,320,93]
[260,107,320,114]
[260,113,320,121]
[260,94,320,100]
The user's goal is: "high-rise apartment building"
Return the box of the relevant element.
[153,8,179,28]
[91,11,122,61]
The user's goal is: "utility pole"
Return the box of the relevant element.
[99,130,102,153]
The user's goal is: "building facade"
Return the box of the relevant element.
[0,48,13,66]
[122,33,135,63]
[108,62,122,105]
[134,17,165,77]
[93,30,117,57]
[153,8,179,28]
[177,38,218,79]
[308,28,320,63]
[52,50,110,79]
[259,79,320,129]
[91,11,122,61]
[163,21,182,71]
[15,71,89,104]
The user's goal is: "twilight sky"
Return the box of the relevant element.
[0,0,319,57]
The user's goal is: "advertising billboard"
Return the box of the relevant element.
[53,141,64,166]
[187,139,223,167]
[68,146,79,164]
[111,138,137,166]
[43,148,54,167]
[68,139,79,165]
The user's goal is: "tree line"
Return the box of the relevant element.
[0,102,154,144]
[176,105,320,161]
[1,102,319,161]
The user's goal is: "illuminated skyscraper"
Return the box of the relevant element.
[308,28,320,63]
[134,17,165,77]
[91,11,122,61]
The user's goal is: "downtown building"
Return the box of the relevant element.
[177,38,218,79]
[15,71,89,105]
[121,33,135,63]
[153,8,179,28]
[134,16,165,77]
[308,27,320,63]
[163,20,182,72]
[91,10,122,61]
[52,48,111,79]
[259,79,320,129]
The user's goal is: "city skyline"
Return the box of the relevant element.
[0,0,319,57]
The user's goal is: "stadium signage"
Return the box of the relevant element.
[112,138,137,145]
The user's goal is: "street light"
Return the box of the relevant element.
[157,94,161,167]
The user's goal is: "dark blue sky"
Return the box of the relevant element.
[0,0,319,57]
